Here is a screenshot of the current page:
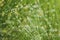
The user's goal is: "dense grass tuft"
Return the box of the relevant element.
[0,0,60,40]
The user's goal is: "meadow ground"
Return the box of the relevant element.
[0,0,60,40]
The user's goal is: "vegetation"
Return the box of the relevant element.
[0,0,60,40]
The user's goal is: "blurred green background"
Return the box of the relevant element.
[0,0,60,40]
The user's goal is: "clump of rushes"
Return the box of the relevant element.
[0,0,60,40]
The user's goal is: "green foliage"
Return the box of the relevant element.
[0,0,60,40]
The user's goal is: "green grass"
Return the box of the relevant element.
[0,0,60,40]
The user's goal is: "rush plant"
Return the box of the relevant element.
[0,0,60,40]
